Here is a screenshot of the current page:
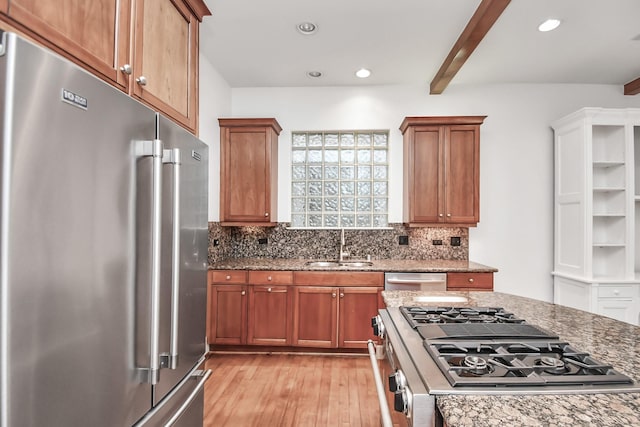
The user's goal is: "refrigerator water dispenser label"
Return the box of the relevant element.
[61,89,88,110]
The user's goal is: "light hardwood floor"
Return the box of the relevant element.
[203,353,381,426]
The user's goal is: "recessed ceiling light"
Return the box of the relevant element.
[307,71,322,78]
[297,22,317,35]
[355,68,371,78]
[538,18,561,32]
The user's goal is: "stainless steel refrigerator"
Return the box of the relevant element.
[0,32,210,427]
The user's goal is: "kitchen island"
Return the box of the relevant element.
[383,291,640,427]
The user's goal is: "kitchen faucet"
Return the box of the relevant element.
[339,228,350,262]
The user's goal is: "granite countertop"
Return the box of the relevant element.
[209,257,497,273]
[383,290,640,427]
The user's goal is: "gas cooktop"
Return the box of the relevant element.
[400,306,526,328]
[397,306,636,389]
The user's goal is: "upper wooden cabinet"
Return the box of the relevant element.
[3,0,132,90]
[400,116,486,227]
[219,118,282,226]
[1,0,210,134]
[132,0,207,132]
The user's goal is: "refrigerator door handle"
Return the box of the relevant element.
[164,369,211,427]
[161,148,181,370]
[136,139,164,385]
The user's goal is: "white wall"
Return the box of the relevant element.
[201,70,640,302]
[198,53,232,221]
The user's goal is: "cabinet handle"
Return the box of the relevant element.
[241,291,246,296]
[267,287,272,292]
[267,276,272,281]
[340,293,344,298]
[120,64,132,75]
[447,213,452,217]
[439,214,444,217]
[264,212,269,217]
[136,76,148,86]
[468,278,474,283]
[332,292,337,298]
[613,290,620,295]
[225,275,231,280]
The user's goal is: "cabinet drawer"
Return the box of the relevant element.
[211,270,248,284]
[294,271,384,287]
[447,272,493,290]
[248,270,293,285]
[597,285,636,299]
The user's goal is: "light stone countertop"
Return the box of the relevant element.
[383,290,640,427]
[209,257,497,272]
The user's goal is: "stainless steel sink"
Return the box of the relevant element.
[305,261,341,267]
[304,260,373,268]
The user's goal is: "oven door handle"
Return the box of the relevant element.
[367,340,393,427]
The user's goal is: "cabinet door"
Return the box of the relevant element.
[209,285,247,345]
[292,286,338,348]
[408,126,442,223]
[338,287,381,348]
[247,285,292,345]
[132,0,198,131]
[445,125,480,224]
[221,127,273,223]
[6,0,131,90]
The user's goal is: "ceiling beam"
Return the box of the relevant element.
[429,0,511,95]
[624,77,640,95]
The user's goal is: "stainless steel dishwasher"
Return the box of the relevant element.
[384,272,447,291]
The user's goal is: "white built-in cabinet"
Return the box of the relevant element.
[552,108,640,326]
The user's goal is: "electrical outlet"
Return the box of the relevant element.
[398,236,409,245]
[258,238,268,245]
[450,236,461,246]
[432,239,443,246]
[213,239,220,246]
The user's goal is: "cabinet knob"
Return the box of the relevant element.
[267,287,272,292]
[226,275,231,280]
[439,214,444,217]
[468,278,474,283]
[339,293,344,298]
[447,213,452,217]
[264,212,269,217]
[241,291,246,296]
[120,64,132,75]
[332,292,337,298]
[136,76,148,86]
[267,276,272,281]
[613,289,620,295]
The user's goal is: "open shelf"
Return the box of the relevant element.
[592,125,625,163]
[593,246,627,279]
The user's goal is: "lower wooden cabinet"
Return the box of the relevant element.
[208,284,247,345]
[292,272,384,349]
[446,272,493,291]
[208,270,383,350]
[292,286,382,348]
[209,270,294,346]
[292,286,338,348]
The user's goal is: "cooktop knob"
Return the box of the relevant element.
[388,370,406,392]
[393,390,408,413]
[371,315,385,337]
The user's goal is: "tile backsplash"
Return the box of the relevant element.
[208,222,468,265]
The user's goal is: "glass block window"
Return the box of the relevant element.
[291,130,389,228]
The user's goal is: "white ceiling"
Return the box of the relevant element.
[199,0,640,90]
